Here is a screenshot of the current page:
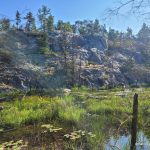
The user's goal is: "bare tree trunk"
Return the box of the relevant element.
[130,93,138,150]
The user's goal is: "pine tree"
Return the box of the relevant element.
[47,15,54,32]
[137,23,150,40]
[126,27,133,38]
[37,5,51,32]
[57,20,73,32]
[31,18,36,32]
[24,12,34,32]
[16,10,21,30]
[93,19,101,35]
[57,20,64,30]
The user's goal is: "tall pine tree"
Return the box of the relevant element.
[16,10,21,30]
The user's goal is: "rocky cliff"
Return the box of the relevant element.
[0,30,150,91]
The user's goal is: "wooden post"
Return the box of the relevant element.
[130,93,138,150]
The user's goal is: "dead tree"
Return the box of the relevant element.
[130,93,138,150]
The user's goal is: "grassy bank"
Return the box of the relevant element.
[0,95,85,128]
[1,87,150,149]
[1,87,150,129]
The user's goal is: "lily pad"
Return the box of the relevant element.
[41,124,62,133]
[0,140,27,150]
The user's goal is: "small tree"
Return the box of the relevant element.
[126,27,133,38]
[31,18,36,32]
[56,20,73,32]
[47,15,54,32]
[57,20,64,30]
[24,12,35,32]
[137,23,150,40]
[0,18,10,31]
[93,19,101,35]
[38,32,49,54]
[37,5,51,32]
[16,10,21,30]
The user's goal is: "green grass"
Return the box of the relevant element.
[0,95,85,128]
[0,96,56,127]
[59,106,85,123]
[1,87,150,149]
[57,95,86,124]
[86,96,132,114]
[1,87,150,130]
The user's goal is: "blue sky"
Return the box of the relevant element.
[0,0,144,33]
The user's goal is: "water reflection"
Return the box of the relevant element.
[106,131,150,150]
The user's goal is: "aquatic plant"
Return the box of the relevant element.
[64,130,96,140]
[41,124,62,133]
[0,140,27,150]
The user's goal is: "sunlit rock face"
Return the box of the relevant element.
[0,30,150,90]
[50,31,108,52]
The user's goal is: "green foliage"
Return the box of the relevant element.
[75,19,105,36]
[108,28,135,50]
[121,57,135,73]
[47,15,54,32]
[0,96,57,127]
[126,27,133,38]
[0,95,85,128]
[137,23,150,40]
[38,32,48,47]
[41,47,50,54]
[58,106,85,123]
[0,49,12,63]
[37,32,50,54]
[57,95,86,124]
[108,27,119,40]
[1,88,150,149]
[57,20,64,30]
[0,18,10,31]
[15,10,21,29]
[57,20,73,32]
[86,97,132,114]
[24,12,36,32]
[37,5,53,32]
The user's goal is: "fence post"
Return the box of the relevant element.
[130,93,138,150]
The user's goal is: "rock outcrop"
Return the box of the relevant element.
[0,30,150,91]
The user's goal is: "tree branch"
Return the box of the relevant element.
[104,0,150,20]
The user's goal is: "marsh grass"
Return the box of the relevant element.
[1,87,150,149]
[0,95,86,128]
[86,96,133,115]
[1,88,150,128]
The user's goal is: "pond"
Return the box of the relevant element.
[106,131,150,150]
[1,89,150,149]
[1,114,150,150]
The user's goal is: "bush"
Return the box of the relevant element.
[0,49,12,63]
